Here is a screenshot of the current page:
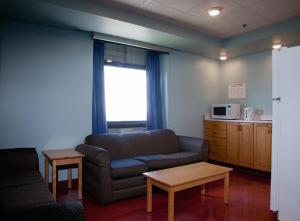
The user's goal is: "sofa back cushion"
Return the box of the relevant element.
[86,134,128,160]
[122,132,155,157]
[0,148,39,175]
[148,129,180,154]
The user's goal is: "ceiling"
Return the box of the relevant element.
[1,0,300,59]
[104,0,300,39]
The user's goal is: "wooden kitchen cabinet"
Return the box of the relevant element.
[238,123,254,168]
[204,121,227,163]
[205,119,270,171]
[253,123,272,172]
[227,123,254,167]
[226,123,239,165]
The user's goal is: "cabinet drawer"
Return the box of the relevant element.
[209,144,226,162]
[206,137,226,146]
[205,121,226,130]
[205,128,226,138]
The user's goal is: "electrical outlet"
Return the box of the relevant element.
[254,109,263,115]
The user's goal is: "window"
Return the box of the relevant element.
[104,65,147,127]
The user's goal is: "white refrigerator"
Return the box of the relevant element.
[271,46,300,221]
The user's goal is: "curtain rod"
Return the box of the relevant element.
[93,33,172,54]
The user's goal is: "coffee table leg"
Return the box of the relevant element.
[224,173,229,204]
[168,189,175,221]
[147,178,152,212]
[201,184,206,195]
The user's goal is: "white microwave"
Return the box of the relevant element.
[211,104,240,120]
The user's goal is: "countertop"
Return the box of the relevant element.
[204,116,272,124]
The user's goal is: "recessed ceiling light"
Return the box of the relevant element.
[106,59,113,63]
[208,7,222,16]
[272,43,282,49]
[219,55,227,61]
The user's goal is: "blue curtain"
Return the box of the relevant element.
[146,51,163,130]
[92,41,107,134]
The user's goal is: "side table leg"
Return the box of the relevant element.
[146,178,152,212]
[52,160,57,201]
[68,168,72,189]
[44,157,49,184]
[224,173,229,204]
[78,158,83,199]
[168,189,175,221]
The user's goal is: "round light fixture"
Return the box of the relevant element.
[272,43,282,49]
[208,7,222,16]
[106,59,113,63]
[219,55,227,61]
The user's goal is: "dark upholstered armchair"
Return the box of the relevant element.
[0,148,85,221]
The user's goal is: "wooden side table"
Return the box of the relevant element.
[43,149,85,201]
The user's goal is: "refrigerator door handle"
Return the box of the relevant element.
[272,97,281,102]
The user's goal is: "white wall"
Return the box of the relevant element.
[163,51,220,137]
[0,21,93,179]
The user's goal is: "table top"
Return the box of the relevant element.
[43,149,85,160]
[143,162,233,187]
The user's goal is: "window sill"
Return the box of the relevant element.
[107,121,147,129]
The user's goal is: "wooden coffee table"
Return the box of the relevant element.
[143,162,233,221]
[43,149,85,201]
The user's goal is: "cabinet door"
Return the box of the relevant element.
[239,123,254,168]
[205,121,227,162]
[209,143,227,162]
[227,123,239,164]
[254,123,272,171]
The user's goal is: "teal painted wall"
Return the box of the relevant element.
[0,21,273,181]
[0,21,93,179]
[162,50,272,138]
[219,51,272,114]
[163,51,220,138]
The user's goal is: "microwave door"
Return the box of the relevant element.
[213,107,227,118]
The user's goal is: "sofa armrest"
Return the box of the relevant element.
[76,144,113,204]
[0,148,39,175]
[0,202,85,221]
[178,136,209,161]
[76,144,110,167]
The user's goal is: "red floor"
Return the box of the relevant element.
[58,171,278,221]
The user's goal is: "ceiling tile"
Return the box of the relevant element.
[154,0,204,12]
[111,0,149,8]
[231,0,300,21]
[140,1,183,19]
[102,0,300,38]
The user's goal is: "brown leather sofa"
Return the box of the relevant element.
[0,148,85,221]
[76,129,209,204]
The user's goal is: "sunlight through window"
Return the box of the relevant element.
[104,66,147,122]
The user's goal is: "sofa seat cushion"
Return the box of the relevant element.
[0,183,55,209]
[0,171,43,189]
[134,152,201,170]
[133,155,178,170]
[168,152,201,165]
[112,175,146,191]
[111,158,147,179]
